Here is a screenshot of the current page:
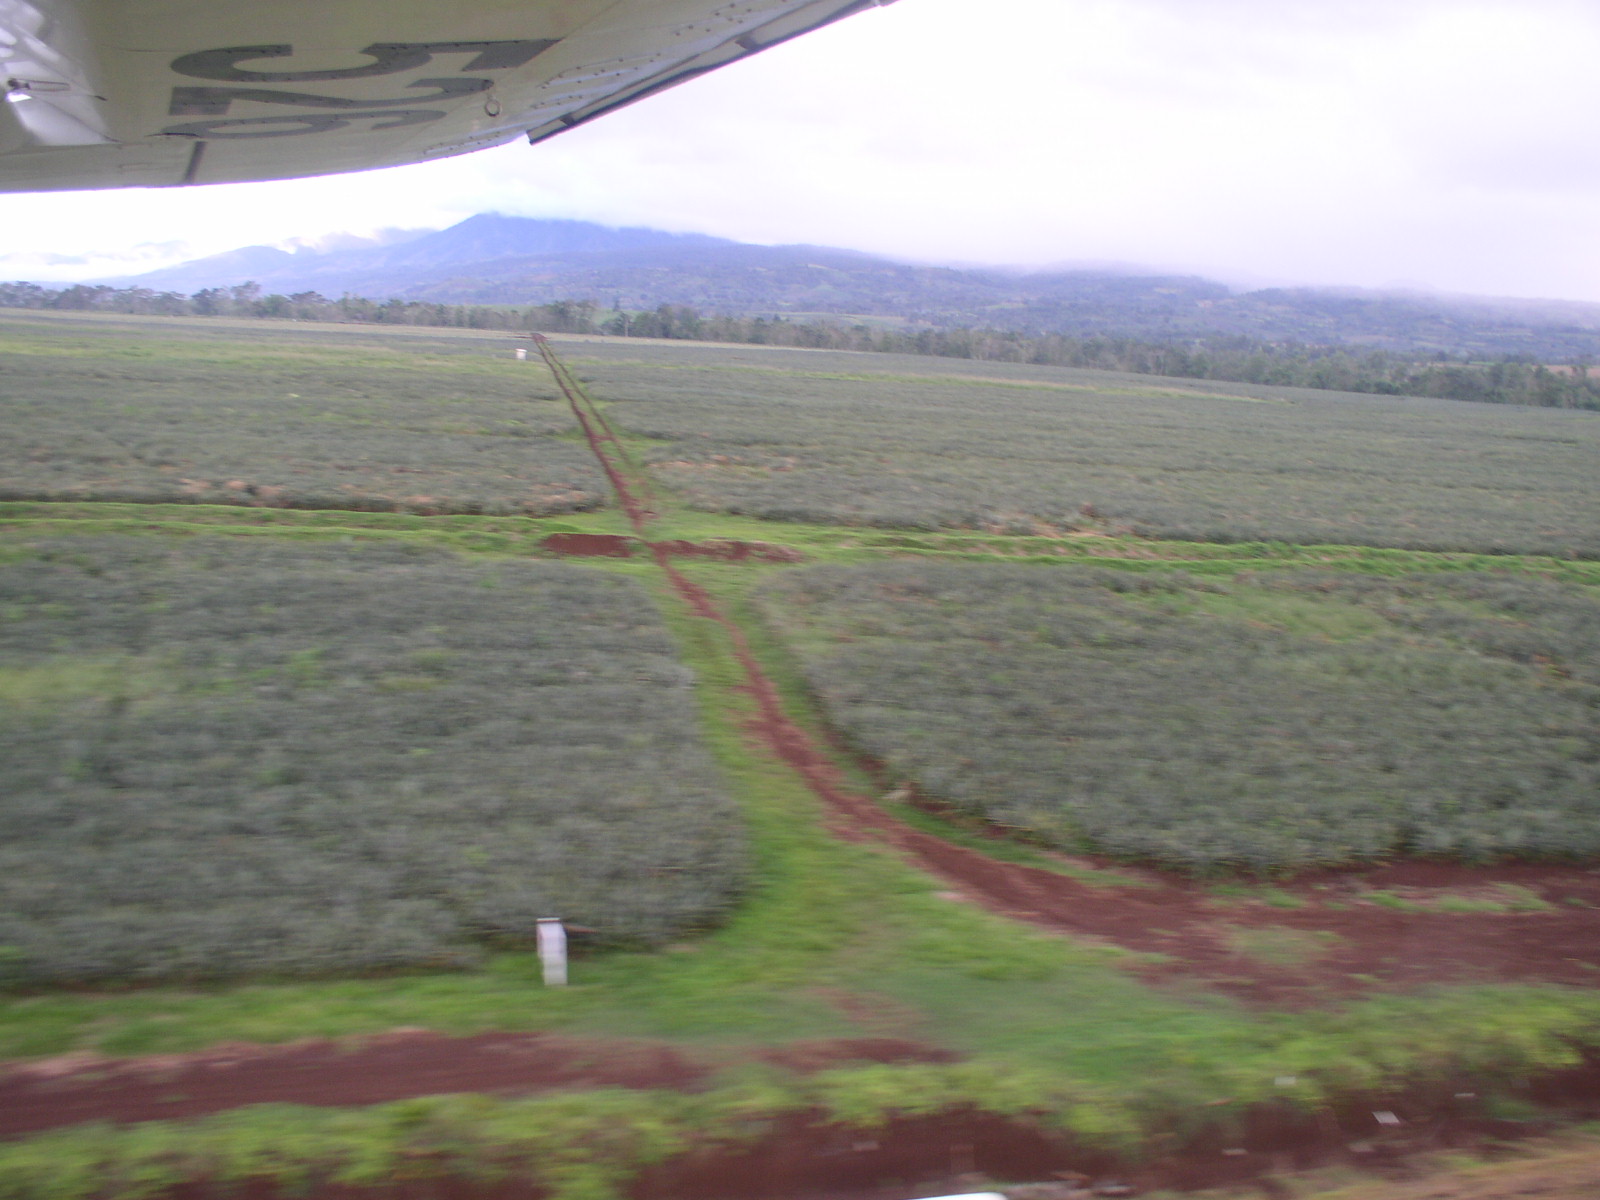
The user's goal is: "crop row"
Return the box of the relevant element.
[757,562,1600,873]
[563,341,1600,557]
[0,315,603,515]
[0,536,744,986]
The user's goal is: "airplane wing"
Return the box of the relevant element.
[0,0,889,192]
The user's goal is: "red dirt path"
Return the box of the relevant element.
[538,338,1600,1008]
[540,532,806,562]
[658,547,1600,1004]
[0,1034,949,1138]
[2,345,1599,1200]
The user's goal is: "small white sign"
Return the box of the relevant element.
[537,917,567,986]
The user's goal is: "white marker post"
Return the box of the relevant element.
[515,346,528,360]
[537,917,568,986]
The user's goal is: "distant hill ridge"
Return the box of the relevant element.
[105,213,1600,360]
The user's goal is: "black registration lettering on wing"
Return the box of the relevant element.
[162,109,446,138]
[169,41,557,83]
[161,39,560,141]
[169,77,490,117]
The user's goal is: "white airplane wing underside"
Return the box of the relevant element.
[0,0,886,191]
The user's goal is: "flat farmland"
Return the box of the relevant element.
[6,316,1598,557]
[758,561,1600,873]
[0,312,604,514]
[0,534,744,987]
[7,318,1600,1200]
[563,341,1600,556]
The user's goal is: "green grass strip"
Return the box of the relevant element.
[6,989,1600,1200]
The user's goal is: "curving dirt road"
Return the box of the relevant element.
[539,339,1600,1007]
[1,344,1598,1185]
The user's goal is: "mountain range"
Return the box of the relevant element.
[106,214,1600,360]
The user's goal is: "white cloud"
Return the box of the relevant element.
[0,239,195,281]
[3,0,1599,301]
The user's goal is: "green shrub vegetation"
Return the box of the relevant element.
[0,314,604,514]
[757,562,1600,873]
[553,342,1600,556]
[1,513,1599,1197]
[4,320,1600,1198]
[10,282,1600,409]
[7,317,1599,556]
[0,536,744,986]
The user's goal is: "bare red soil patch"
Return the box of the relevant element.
[894,793,1600,1004]
[0,1034,948,1137]
[541,534,804,562]
[113,1070,1600,1200]
[803,743,1600,1005]
[636,1086,1600,1200]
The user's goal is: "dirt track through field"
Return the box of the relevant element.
[2,341,1599,1172]
[0,1034,949,1139]
[537,338,1600,1007]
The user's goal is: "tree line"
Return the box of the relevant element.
[4,280,1597,410]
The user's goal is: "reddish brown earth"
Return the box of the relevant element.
[0,1034,949,1137]
[70,1082,1600,1200]
[540,533,805,562]
[894,793,1600,1004]
[535,335,655,531]
[635,1087,1600,1200]
[535,340,1600,1007]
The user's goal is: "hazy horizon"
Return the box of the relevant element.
[31,211,1589,314]
[4,1,1600,303]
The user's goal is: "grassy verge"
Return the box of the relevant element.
[8,502,1599,583]
[0,513,1594,1060]
[0,500,637,545]
[6,991,1600,1200]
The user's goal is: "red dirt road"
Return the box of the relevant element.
[538,338,1600,1007]
[1,344,1598,1192]
[0,1034,949,1138]
[656,549,1600,1004]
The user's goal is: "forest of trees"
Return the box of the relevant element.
[4,279,1598,410]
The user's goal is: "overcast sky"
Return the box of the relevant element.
[3,0,1599,301]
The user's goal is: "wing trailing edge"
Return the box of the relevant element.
[0,0,892,191]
